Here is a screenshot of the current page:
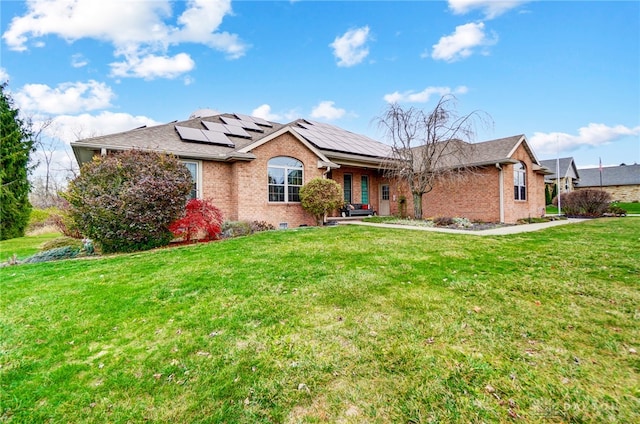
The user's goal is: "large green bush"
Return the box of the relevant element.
[64,150,192,253]
[299,178,344,226]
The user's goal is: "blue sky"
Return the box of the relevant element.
[1,0,638,179]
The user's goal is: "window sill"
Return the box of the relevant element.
[268,201,301,205]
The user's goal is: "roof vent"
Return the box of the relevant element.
[189,108,219,119]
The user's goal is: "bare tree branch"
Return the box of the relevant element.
[377,95,492,218]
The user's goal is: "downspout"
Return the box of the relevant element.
[496,163,505,223]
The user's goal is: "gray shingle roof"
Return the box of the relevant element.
[461,134,527,166]
[540,157,579,181]
[413,134,539,170]
[70,113,287,162]
[576,164,640,187]
[71,113,540,173]
[71,113,393,165]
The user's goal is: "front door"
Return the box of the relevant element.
[379,184,390,216]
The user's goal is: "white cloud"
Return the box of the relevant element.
[431,22,497,62]
[46,111,162,144]
[110,52,195,79]
[0,67,9,82]
[448,0,528,19]
[14,80,114,115]
[252,104,281,121]
[383,86,468,104]
[330,26,371,67]
[310,101,346,120]
[2,0,247,79]
[530,123,640,155]
[71,54,88,68]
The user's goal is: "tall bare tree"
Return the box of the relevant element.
[377,95,491,219]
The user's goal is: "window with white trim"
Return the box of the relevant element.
[268,156,303,202]
[514,161,526,201]
[182,160,200,199]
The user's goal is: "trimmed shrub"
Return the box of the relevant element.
[218,220,276,239]
[453,217,473,228]
[606,205,627,216]
[40,236,84,251]
[561,189,611,217]
[221,221,253,238]
[169,198,224,242]
[64,150,192,253]
[22,246,80,264]
[434,216,454,226]
[299,178,344,226]
[250,220,275,233]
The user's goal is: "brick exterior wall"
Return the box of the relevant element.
[503,145,547,222]
[395,144,546,223]
[200,133,546,226]
[201,132,324,228]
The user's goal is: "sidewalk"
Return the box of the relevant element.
[340,218,588,236]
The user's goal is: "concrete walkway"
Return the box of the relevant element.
[340,218,588,236]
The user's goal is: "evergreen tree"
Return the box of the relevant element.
[1,83,35,240]
[545,184,553,205]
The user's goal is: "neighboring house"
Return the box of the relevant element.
[575,163,640,202]
[540,157,580,194]
[71,112,549,226]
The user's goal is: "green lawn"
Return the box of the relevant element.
[0,231,61,261]
[546,202,640,215]
[612,202,640,214]
[1,219,639,423]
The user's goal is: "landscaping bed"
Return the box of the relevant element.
[363,216,567,231]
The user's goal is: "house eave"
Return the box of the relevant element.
[321,150,391,168]
[70,142,256,164]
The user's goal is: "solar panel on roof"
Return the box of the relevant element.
[203,130,235,147]
[202,121,251,138]
[234,113,274,127]
[292,120,393,157]
[176,125,208,142]
[250,116,273,127]
[176,125,235,147]
[223,125,251,138]
[220,116,263,132]
[201,121,227,133]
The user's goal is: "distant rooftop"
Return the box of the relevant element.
[576,163,640,187]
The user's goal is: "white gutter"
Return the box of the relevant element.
[496,163,505,223]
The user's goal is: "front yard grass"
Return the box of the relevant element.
[1,219,639,423]
[611,201,640,214]
[0,231,61,261]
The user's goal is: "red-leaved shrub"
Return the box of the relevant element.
[169,198,224,242]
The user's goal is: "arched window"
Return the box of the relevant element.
[268,157,303,202]
[514,161,526,201]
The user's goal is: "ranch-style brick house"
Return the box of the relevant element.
[71,112,551,227]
